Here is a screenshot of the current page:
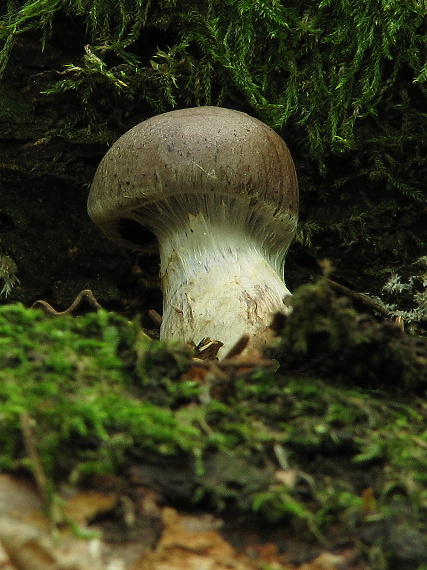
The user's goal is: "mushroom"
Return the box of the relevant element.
[87,106,298,357]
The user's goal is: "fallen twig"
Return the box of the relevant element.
[31,289,102,316]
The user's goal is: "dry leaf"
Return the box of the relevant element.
[0,540,18,570]
[300,551,351,569]
[131,507,258,570]
[0,514,105,570]
[62,491,118,526]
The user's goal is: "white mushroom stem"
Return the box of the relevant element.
[157,212,290,357]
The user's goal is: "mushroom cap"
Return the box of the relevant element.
[87,106,298,252]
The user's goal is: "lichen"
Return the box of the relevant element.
[0,253,19,297]
[379,256,427,334]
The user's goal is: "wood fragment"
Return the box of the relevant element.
[223,334,250,360]
[148,309,162,326]
[20,412,49,506]
[323,277,391,318]
[195,338,223,360]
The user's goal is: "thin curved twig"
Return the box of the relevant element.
[31,289,102,316]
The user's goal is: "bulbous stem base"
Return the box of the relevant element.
[158,214,290,357]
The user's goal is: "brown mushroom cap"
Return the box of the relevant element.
[87,106,298,253]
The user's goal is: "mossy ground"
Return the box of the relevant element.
[1,280,427,568]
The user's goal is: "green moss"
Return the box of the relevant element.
[1,298,427,563]
[0,305,199,474]
[0,84,33,124]
[2,0,427,302]
[2,0,427,156]
[274,278,427,391]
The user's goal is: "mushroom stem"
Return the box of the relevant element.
[157,212,290,356]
